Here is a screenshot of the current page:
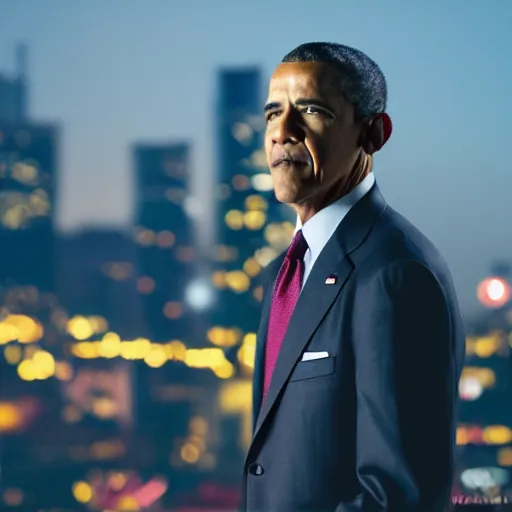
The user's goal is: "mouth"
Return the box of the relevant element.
[271,156,310,168]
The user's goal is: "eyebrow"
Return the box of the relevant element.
[263,98,335,115]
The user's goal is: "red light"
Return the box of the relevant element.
[477,277,511,308]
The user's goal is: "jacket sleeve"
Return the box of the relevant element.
[336,259,461,512]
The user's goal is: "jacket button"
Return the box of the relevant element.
[248,463,264,476]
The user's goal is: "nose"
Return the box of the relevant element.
[270,110,303,146]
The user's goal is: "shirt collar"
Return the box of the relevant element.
[295,173,375,262]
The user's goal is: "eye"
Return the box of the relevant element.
[302,106,323,115]
[265,111,279,123]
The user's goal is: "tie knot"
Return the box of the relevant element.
[287,229,308,261]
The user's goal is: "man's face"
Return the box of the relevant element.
[264,62,362,209]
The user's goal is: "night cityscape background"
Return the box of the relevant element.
[1,1,512,510]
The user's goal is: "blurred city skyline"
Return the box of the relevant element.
[2,0,512,317]
[2,2,512,508]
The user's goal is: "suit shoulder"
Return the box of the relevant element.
[353,204,457,294]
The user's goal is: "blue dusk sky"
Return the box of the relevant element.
[1,0,511,315]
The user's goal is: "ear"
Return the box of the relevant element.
[361,113,392,154]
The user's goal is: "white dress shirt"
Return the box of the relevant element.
[296,172,376,287]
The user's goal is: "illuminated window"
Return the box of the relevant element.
[12,161,38,185]
[265,222,294,248]
[175,246,196,262]
[244,210,266,230]
[232,174,250,191]
[245,194,268,211]
[72,481,93,504]
[157,230,175,248]
[181,442,201,464]
[3,488,23,506]
[102,262,133,280]
[29,190,50,216]
[232,122,254,144]
[207,327,240,347]
[135,228,156,246]
[254,247,278,267]
[67,316,94,340]
[461,367,496,388]
[498,447,512,466]
[225,209,244,230]
[137,276,155,294]
[251,173,273,191]
[190,416,208,436]
[225,271,251,293]
[215,245,238,262]
[0,314,43,343]
[4,344,22,364]
[253,285,263,303]
[0,403,24,433]
[466,333,505,358]
[482,425,512,445]
[243,258,261,277]
[211,271,227,288]
[249,149,268,170]
[163,301,182,319]
[144,345,167,368]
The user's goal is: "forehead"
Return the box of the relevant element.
[267,61,341,99]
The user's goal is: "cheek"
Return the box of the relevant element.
[304,137,326,175]
[264,133,272,159]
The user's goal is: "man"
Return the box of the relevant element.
[242,42,466,512]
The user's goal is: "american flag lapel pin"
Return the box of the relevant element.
[325,275,337,285]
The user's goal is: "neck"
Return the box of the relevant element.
[294,152,372,225]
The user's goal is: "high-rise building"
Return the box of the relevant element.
[0,44,56,294]
[131,142,221,478]
[132,142,195,343]
[210,66,294,349]
[0,123,58,293]
[0,43,28,124]
[57,228,145,337]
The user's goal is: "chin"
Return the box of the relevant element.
[274,188,302,205]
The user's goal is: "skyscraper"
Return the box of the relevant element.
[0,124,58,293]
[0,43,28,124]
[0,44,57,294]
[210,67,294,346]
[132,141,194,342]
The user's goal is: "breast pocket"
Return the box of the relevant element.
[289,356,336,382]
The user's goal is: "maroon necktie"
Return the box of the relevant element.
[263,229,308,400]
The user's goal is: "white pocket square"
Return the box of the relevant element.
[301,351,329,362]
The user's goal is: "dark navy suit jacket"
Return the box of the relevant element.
[242,182,466,512]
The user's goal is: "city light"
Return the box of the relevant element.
[72,481,93,504]
[251,173,273,191]
[461,467,509,493]
[465,332,509,358]
[184,278,215,311]
[0,402,24,433]
[0,314,43,344]
[477,276,511,308]
[457,425,512,446]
